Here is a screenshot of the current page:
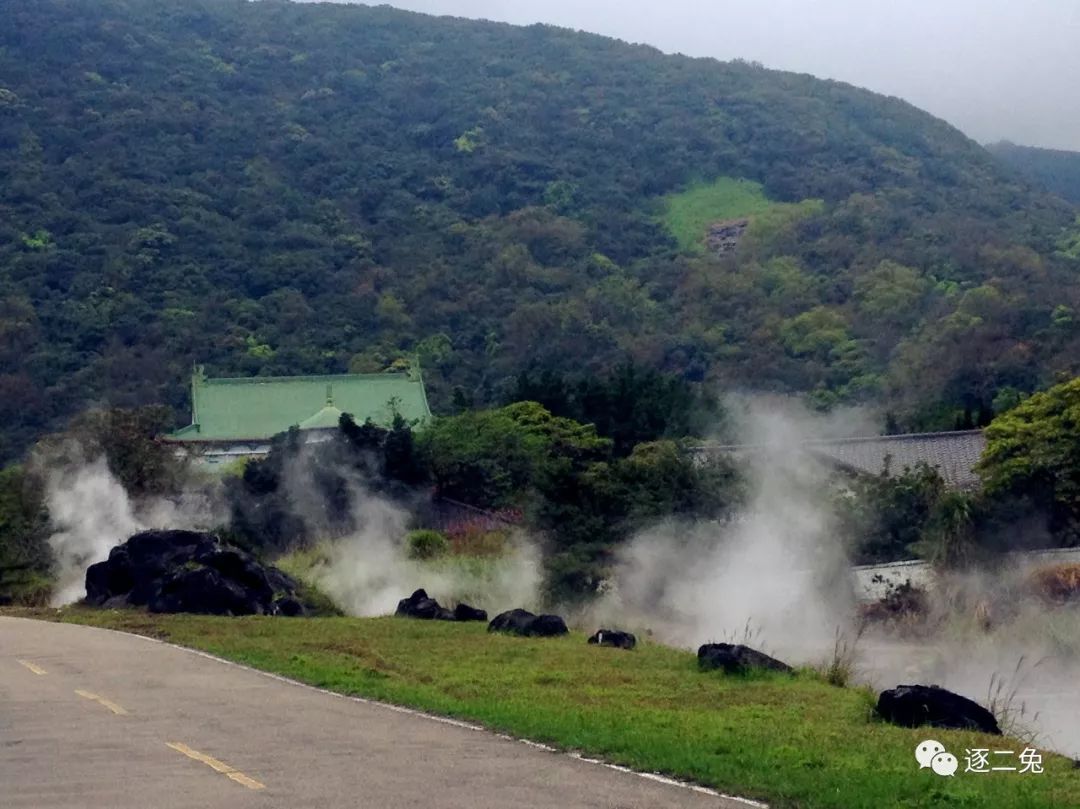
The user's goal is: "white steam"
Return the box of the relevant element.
[43,451,220,606]
[252,443,544,616]
[597,403,856,656]
[308,491,542,617]
[591,399,1080,759]
[856,577,1080,758]
[45,458,143,606]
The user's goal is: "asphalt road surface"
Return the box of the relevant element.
[0,617,755,809]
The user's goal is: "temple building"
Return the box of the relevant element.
[167,365,432,467]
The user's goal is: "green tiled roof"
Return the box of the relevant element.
[298,404,345,431]
[169,368,431,442]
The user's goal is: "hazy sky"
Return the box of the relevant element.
[309,0,1080,151]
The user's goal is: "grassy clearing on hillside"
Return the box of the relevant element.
[662,176,823,253]
[9,608,1080,809]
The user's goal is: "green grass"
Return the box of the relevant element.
[0,571,53,606]
[274,544,333,581]
[662,176,823,253]
[8,607,1080,808]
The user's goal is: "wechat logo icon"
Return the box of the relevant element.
[916,740,958,777]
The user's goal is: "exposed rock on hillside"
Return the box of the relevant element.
[877,684,1001,734]
[453,602,489,622]
[706,218,749,255]
[394,588,487,622]
[488,609,569,637]
[587,629,637,649]
[396,588,454,620]
[698,643,792,675]
[84,530,318,616]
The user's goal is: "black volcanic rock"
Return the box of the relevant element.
[877,684,1001,734]
[453,602,488,622]
[487,608,537,634]
[488,609,568,637]
[84,530,315,617]
[588,629,637,649]
[529,614,569,637]
[394,589,488,622]
[697,643,792,675]
[395,588,453,620]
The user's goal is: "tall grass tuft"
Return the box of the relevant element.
[819,625,865,688]
[986,656,1045,744]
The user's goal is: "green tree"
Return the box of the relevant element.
[37,407,186,499]
[977,376,1080,541]
[853,260,929,329]
[834,463,945,564]
[0,465,51,604]
[834,462,984,566]
[780,307,851,359]
[419,402,611,508]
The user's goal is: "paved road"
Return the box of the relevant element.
[0,617,752,809]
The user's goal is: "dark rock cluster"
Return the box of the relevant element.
[488,608,569,637]
[85,530,313,616]
[394,589,487,622]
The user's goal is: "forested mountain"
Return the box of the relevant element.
[987,141,1080,206]
[2,0,1080,458]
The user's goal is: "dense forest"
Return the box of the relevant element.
[988,141,1080,206]
[3,0,1080,459]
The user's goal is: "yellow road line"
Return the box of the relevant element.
[16,659,47,675]
[166,742,266,791]
[74,689,128,715]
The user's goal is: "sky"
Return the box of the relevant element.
[306,0,1080,151]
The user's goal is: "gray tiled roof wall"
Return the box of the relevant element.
[804,431,987,489]
[692,430,987,490]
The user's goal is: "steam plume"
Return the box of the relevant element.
[598,404,856,655]
[42,450,220,606]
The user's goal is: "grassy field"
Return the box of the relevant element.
[662,176,823,253]
[7,608,1079,809]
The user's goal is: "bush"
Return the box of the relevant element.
[446,527,510,557]
[292,581,344,617]
[0,569,53,606]
[405,530,450,561]
[0,464,51,604]
[1028,563,1080,603]
[858,579,929,627]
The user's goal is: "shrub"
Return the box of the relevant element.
[447,526,510,557]
[1028,562,1080,603]
[405,529,450,561]
[858,578,929,627]
[0,569,53,607]
[0,464,51,605]
[292,581,344,617]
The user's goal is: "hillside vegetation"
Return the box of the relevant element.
[988,141,1080,205]
[3,0,1080,457]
